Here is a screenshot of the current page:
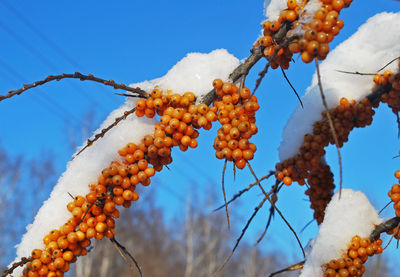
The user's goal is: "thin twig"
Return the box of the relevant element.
[222,159,230,230]
[115,92,147,98]
[315,59,343,197]
[256,182,284,244]
[211,196,268,277]
[300,218,315,234]
[1,72,149,101]
[253,61,270,95]
[110,237,143,277]
[2,257,32,277]
[396,112,400,138]
[72,107,136,159]
[382,223,400,251]
[256,207,274,244]
[379,200,393,215]
[336,70,376,76]
[247,162,305,258]
[268,260,305,277]
[76,201,96,228]
[233,162,236,181]
[213,171,275,212]
[377,56,400,72]
[281,67,303,108]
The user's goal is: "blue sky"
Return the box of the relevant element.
[1,0,400,268]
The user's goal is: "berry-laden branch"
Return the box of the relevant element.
[2,257,32,277]
[0,72,149,102]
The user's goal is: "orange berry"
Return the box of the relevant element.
[235,159,246,169]
[283,177,292,186]
[53,258,65,270]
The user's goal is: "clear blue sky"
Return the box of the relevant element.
[1,0,399,268]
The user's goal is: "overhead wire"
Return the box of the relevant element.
[0,0,121,106]
[0,58,81,128]
[0,15,114,112]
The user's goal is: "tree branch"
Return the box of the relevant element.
[0,72,149,102]
[2,257,32,277]
[370,217,400,241]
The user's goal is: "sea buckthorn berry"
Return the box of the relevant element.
[135,99,146,110]
[213,79,223,89]
[283,176,292,186]
[287,0,297,10]
[235,159,246,169]
[395,170,400,180]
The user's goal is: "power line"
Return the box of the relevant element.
[0,17,113,111]
[0,58,81,127]
[0,0,120,106]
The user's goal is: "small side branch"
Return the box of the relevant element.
[211,196,268,277]
[222,159,230,230]
[1,72,149,102]
[247,162,305,258]
[315,59,343,197]
[72,107,136,159]
[281,68,303,107]
[110,237,143,277]
[2,257,32,277]
[213,171,275,212]
[268,260,305,277]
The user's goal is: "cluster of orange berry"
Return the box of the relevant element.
[323,235,383,277]
[135,88,215,153]
[23,154,145,276]
[212,79,259,169]
[256,0,352,67]
[378,60,400,113]
[305,163,334,224]
[275,97,375,223]
[388,170,400,218]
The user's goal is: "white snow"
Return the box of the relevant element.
[291,0,322,37]
[11,48,240,275]
[279,12,400,161]
[300,189,383,277]
[131,49,239,99]
[264,0,286,21]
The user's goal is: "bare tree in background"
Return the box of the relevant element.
[0,145,56,268]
